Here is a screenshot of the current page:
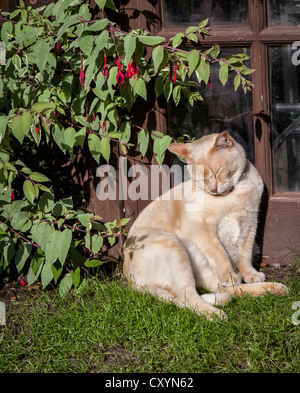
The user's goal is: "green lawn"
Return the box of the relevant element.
[1,265,299,373]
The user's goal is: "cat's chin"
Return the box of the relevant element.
[206,189,233,196]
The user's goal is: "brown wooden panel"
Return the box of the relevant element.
[0,0,9,12]
[262,193,300,264]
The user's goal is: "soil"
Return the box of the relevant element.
[0,261,299,305]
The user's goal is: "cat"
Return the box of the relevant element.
[123,131,288,320]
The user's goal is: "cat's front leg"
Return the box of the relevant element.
[189,231,242,287]
[238,226,265,283]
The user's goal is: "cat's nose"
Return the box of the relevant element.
[209,185,218,193]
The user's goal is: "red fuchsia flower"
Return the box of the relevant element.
[209,80,212,89]
[93,114,96,122]
[11,189,15,201]
[103,53,109,80]
[125,61,133,79]
[35,126,39,134]
[56,42,61,51]
[125,56,139,79]
[116,57,125,88]
[101,120,107,132]
[80,62,85,90]
[173,62,178,84]
[20,278,27,288]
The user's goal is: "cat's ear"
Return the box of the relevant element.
[168,143,192,161]
[214,131,233,150]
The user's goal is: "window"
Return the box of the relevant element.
[169,48,255,163]
[163,0,249,27]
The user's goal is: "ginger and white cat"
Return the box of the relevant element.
[123,131,288,320]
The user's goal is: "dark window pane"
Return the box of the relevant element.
[163,0,249,27]
[267,0,300,27]
[269,45,300,191]
[168,48,254,163]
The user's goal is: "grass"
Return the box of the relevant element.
[1,264,300,373]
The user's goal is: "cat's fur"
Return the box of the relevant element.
[123,132,288,320]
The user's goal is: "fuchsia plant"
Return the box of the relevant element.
[0,0,254,295]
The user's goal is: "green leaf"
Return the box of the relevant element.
[21,111,32,136]
[234,74,242,91]
[15,243,32,273]
[41,262,54,289]
[56,14,78,40]
[95,29,109,52]
[10,8,21,19]
[71,266,81,288]
[29,172,50,183]
[23,180,35,204]
[88,133,101,163]
[172,85,181,106]
[219,62,229,86]
[187,33,198,43]
[1,21,13,46]
[51,261,63,284]
[186,26,198,34]
[0,116,8,138]
[52,201,66,216]
[152,45,164,74]
[154,77,164,98]
[79,35,94,57]
[211,43,220,58]
[30,221,54,252]
[163,81,173,101]
[118,217,131,226]
[172,33,184,48]
[84,259,104,268]
[31,102,56,114]
[12,54,22,71]
[153,135,172,166]
[137,36,165,46]
[45,230,60,266]
[38,190,55,213]
[131,77,147,100]
[124,33,136,65]
[34,40,51,73]
[95,0,106,9]
[187,50,200,77]
[27,254,44,286]
[91,234,103,253]
[57,229,72,265]
[196,56,210,84]
[104,0,118,11]
[99,136,111,163]
[86,19,109,31]
[11,212,31,232]
[59,275,73,296]
[138,129,149,157]
[11,111,32,144]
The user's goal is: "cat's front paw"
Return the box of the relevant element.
[242,270,265,283]
[221,271,242,287]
